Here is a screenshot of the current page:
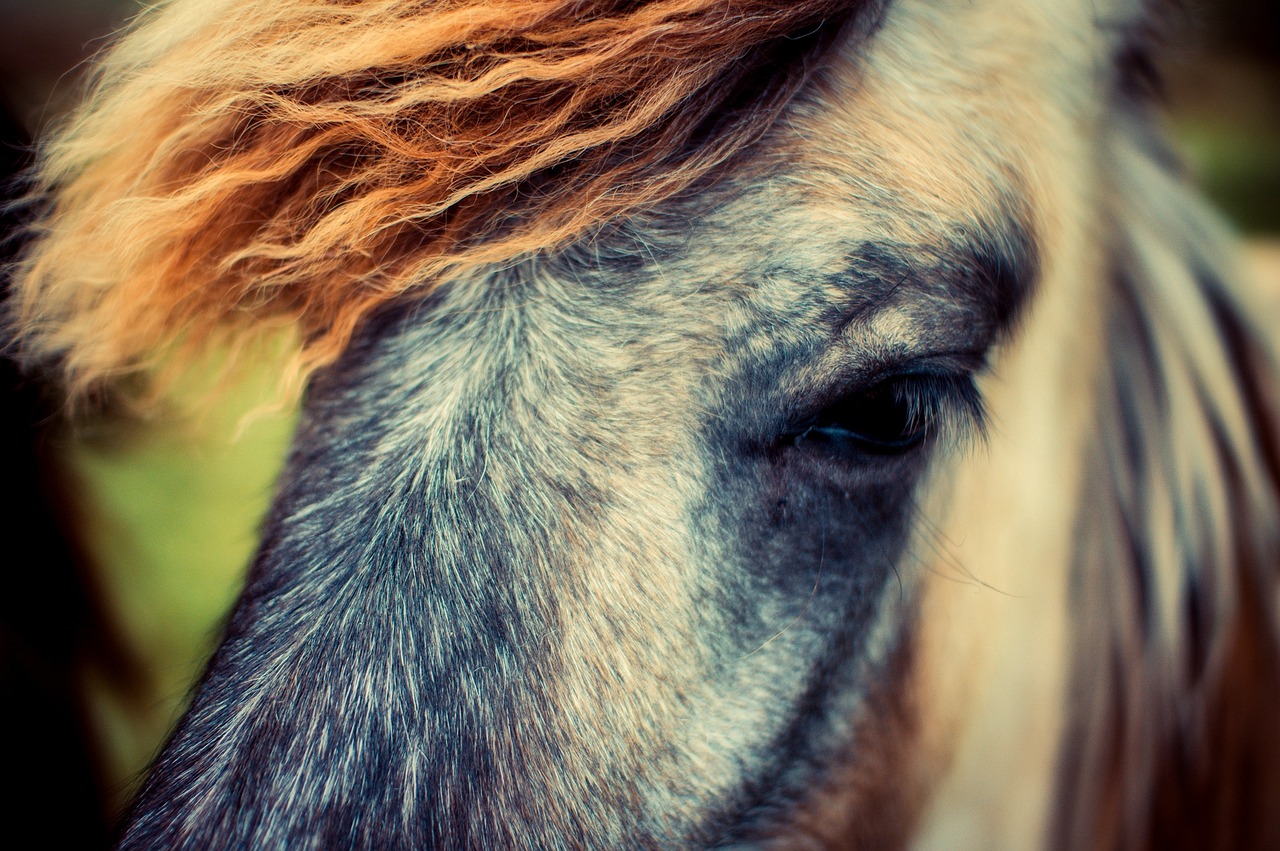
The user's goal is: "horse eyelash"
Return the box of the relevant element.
[897,372,989,449]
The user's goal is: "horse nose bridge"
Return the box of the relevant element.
[243,296,744,837]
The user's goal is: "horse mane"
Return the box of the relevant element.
[7,0,864,404]
[1050,94,1280,849]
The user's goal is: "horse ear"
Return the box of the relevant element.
[1051,110,1280,850]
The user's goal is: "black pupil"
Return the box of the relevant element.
[793,378,925,454]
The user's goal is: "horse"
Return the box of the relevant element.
[8,0,1280,847]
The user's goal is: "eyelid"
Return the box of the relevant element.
[858,349,990,385]
[795,348,990,423]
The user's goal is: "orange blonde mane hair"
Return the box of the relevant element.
[9,0,861,402]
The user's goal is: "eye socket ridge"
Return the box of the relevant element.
[785,371,987,456]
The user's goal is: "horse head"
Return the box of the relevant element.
[10,0,1280,847]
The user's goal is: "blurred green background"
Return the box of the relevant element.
[0,0,1277,843]
[1,1,301,837]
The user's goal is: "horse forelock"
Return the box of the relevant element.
[8,0,884,406]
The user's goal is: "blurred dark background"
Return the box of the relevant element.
[0,0,1276,845]
[1160,0,1280,234]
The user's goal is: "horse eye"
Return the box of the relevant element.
[788,375,934,455]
